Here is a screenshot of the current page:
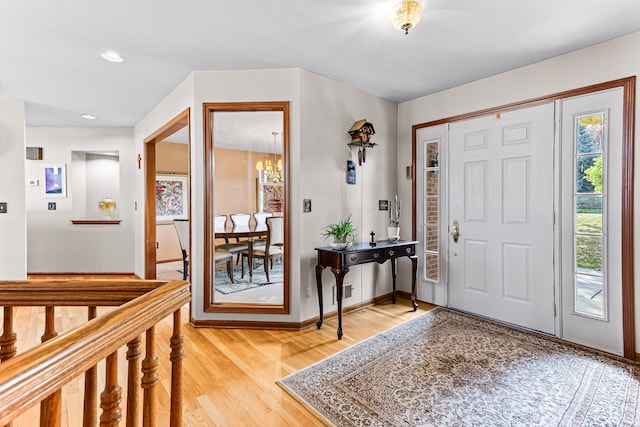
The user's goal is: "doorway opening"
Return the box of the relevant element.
[144,109,190,280]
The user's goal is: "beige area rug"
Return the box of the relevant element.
[278,308,640,426]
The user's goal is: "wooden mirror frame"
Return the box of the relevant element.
[203,101,290,314]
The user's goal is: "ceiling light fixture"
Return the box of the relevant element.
[256,131,283,183]
[390,0,425,35]
[81,114,97,120]
[100,50,124,63]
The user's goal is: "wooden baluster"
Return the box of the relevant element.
[169,310,184,427]
[100,352,122,426]
[40,306,61,427]
[83,306,98,427]
[41,306,58,342]
[141,327,158,427]
[0,307,17,362]
[126,336,142,427]
[1,307,17,427]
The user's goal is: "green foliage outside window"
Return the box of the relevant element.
[584,157,603,193]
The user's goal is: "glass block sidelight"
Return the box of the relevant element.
[423,140,439,284]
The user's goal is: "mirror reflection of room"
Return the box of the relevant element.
[212,111,285,305]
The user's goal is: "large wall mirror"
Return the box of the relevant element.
[203,101,290,314]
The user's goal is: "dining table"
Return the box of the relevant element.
[215,223,268,282]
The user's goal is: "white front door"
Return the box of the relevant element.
[559,88,624,355]
[448,103,556,334]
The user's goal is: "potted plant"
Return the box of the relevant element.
[321,215,356,249]
[388,194,400,241]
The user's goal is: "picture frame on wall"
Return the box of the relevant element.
[156,174,188,221]
[261,182,283,213]
[43,164,67,197]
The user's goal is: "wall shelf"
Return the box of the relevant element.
[71,219,122,225]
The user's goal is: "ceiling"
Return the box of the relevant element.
[2,0,639,128]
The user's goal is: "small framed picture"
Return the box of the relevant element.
[43,164,67,197]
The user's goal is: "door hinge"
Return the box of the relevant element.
[553,303,557,317]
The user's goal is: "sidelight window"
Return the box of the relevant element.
[573,112,606,319]
[423,140,439,282]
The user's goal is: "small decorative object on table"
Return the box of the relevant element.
[369,231,376,246]
[98,197,117,219]
[322,215,356,250]
[388,194,400,241]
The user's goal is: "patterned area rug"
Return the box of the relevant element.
[278,308,640,426]
[214,259,282,294]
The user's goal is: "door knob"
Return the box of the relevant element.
[451,220,460,243]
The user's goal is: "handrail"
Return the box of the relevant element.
[0,279,167,306]
[0,279,190,425]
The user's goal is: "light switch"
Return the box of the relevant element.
[48,202,56,211]
[303,199,311,213]
[0,202,6,213]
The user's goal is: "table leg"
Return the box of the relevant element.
[391,258,397,304]
[315,265,325,329]
[247,239,254,282]
[330,267,348,340]
[410,255,418,311]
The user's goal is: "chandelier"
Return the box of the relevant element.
[390,0,425,35]
[256,131,283,183]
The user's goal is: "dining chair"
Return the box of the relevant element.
[253,211,273,228]
[240,216,284,282]
[215,250,234,283]
[217,213,250,264]
[173,219,190,280]
[214,214,227,232]
[252,212,273,246]
[230,213,251,230]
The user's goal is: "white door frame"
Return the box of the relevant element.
[411,77,636,359]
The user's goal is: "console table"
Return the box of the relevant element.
[315,240,418,339]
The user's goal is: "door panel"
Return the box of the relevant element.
[560,89,623,355]
[448,103,555,334]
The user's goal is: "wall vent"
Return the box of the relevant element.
[333,284,353,305]
[344,284,353,299]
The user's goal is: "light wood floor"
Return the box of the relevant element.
[9,286,434,426]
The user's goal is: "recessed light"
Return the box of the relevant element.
[81,114,97,120]
[100,50,124,63]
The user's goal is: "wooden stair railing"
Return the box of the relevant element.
[0,279,190,426]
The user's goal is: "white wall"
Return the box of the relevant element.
[191,68,301,323]
[134,68,400,324]
[298,70,398,321]
[0,83,26,279]
[25,127,135,272]
[397,31,640,346]
[133,74,195,279]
